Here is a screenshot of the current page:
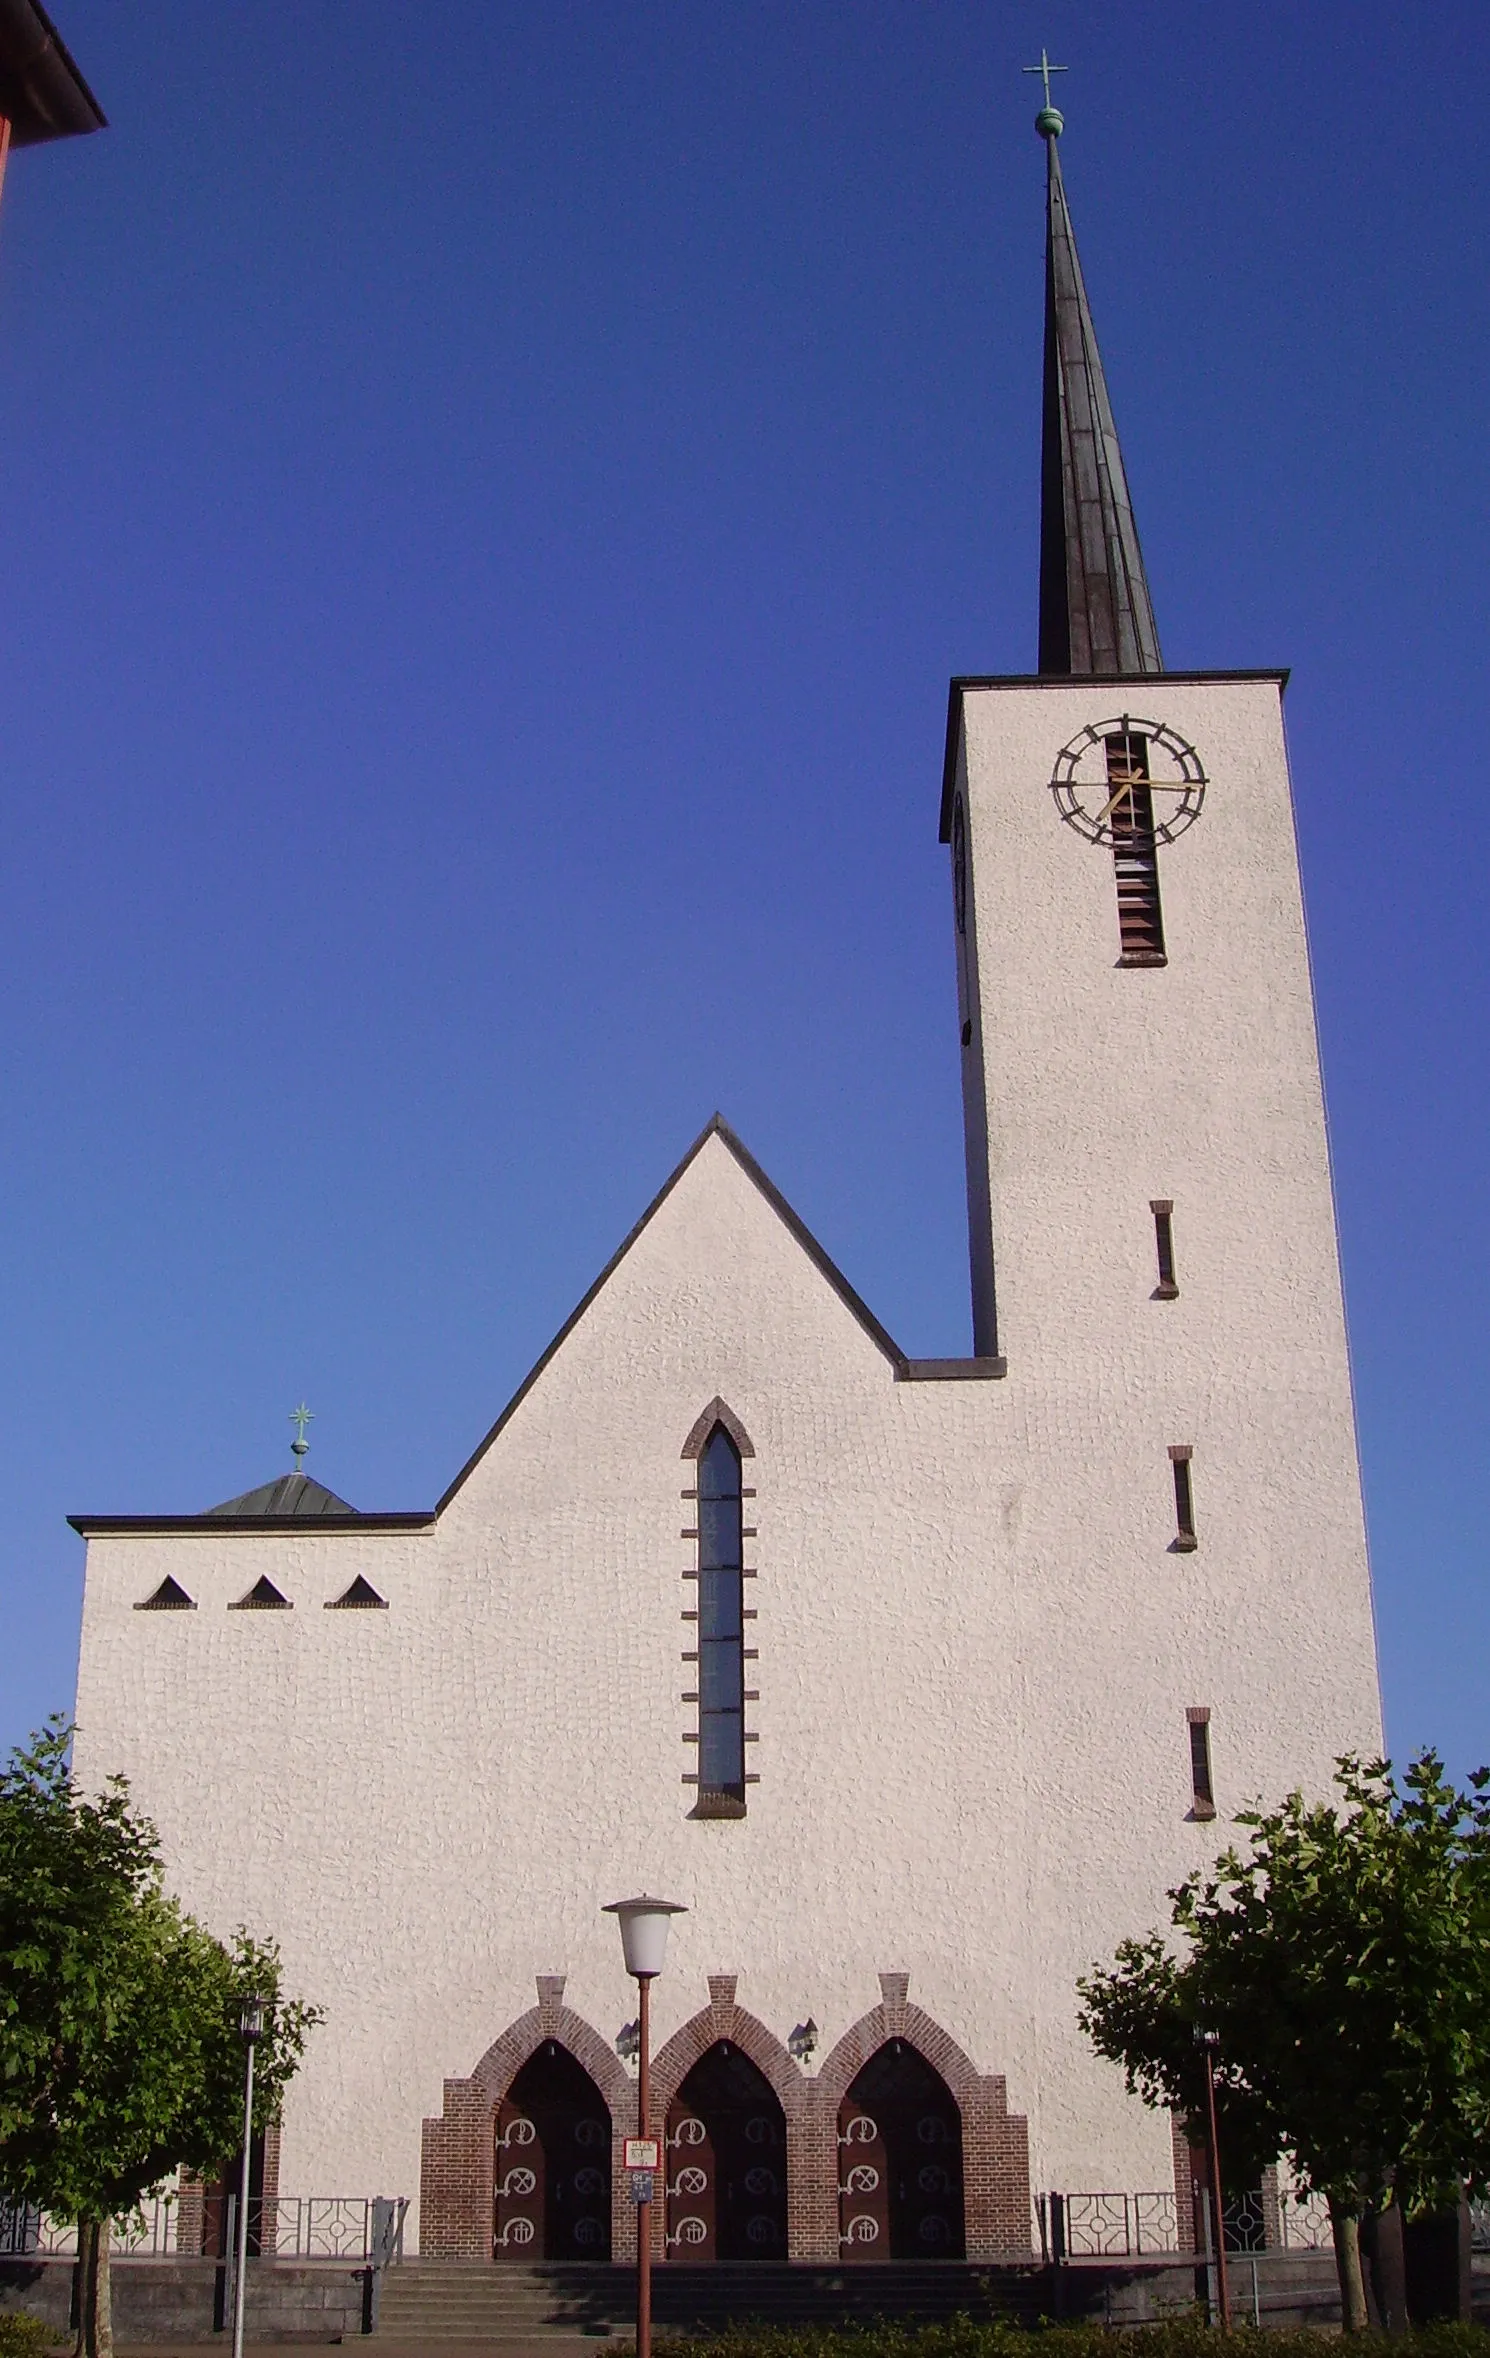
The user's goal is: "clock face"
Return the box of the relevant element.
[1049,716,1207,847]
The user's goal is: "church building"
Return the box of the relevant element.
[70,99,1382,2267]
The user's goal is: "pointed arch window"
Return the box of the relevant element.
[695,1426,745,1815]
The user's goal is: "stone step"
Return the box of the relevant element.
[375,2261,1052,2341]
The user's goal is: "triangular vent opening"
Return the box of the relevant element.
[326,1575,387,1611]
[134,1575,196,1611]
[230,1575,292,1611]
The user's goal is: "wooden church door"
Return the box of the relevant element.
[665,2099,716,2259]
[837,2098,891,2259]
[839,2042,965,2259]
[665,2043,786,2262]
[494,2044,612,2261]
[494,2099,542,2256]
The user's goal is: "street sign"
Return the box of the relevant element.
[624,2137,660,2171]
[629,2170,655,2205]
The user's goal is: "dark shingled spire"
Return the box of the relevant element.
[1036,107,1162,677]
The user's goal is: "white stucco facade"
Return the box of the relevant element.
[70,668,1381,2258]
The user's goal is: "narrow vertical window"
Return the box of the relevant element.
[696,1427,745,1815]
[1169,1445,1197,1549]
[1107,732,1166,964]
[1187,1708,1215,1818]
[1151,1200,1178,1298]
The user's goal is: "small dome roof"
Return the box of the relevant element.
[206,1471,358,1519]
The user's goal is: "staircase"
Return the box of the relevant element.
[376,2262,628,2343]
[374,2260,1054,2343]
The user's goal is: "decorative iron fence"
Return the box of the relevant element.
[1050,2192,1181,2257]
[247,2197,387,2259]
[0,2196,181,2259]
[1276,2190,1332,2250]
[1047,2184,1332,2260]
[0,2194,405,2264]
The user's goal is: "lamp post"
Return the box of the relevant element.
[231,1996,268,2358]
[1193,2025,1231,2330]
[604,1896,686,2358]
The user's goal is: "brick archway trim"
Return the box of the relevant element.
[420,2002,635,2262]
[646,1989,805,2267]
[681,1396,756,1460]
[816,1998,985,2113]
[806,1990,1034,2264]
[466,2003,632,2112]
[652,1995,806,2124]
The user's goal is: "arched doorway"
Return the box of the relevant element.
[493,2041,611,2260]
[837,2040,965,2260]
[665,2041,787,2261]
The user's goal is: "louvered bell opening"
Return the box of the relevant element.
[1107,734,1166,964]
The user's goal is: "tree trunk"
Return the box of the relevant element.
[1364,2201,1409,2334]
[1330,2198,1369,2334]
[74,2216,114,2358]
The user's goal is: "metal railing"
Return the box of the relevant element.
[1046,2184,1333,2260]
[1277,2189,1332,2250]
[1,2195,182,2258]
[238,2196,393,2259]
[0,2194,407,2265]
[1049,2191,1181,2257]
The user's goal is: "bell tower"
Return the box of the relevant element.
[941,91,1370,1640]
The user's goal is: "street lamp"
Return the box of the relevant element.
[231,1996,268,2358]
[1193,2024,1231,2330]
[603,1896,686,2358]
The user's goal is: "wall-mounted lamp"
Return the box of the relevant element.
[787,2018,818,2065]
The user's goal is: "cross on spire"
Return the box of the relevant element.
[1023,48,1067,116]
[289,1402,314,1468]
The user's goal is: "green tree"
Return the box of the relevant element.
[1077,1753,1490,2331]
[0,1723,321,2358]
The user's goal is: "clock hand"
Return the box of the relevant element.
[1094,777,1141,827]
[1092,774,1192,826]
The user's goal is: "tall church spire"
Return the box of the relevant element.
[1035,100,1162,676]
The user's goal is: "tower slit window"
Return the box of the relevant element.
[1151,1200,1178,1298]
[1169,1446,1197,1550]
[1107,733,1166,964]
[1187,1708,1215,1818]
[695,1427,746,1816]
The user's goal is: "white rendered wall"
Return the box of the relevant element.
[948,673,1382,2177]
[72,683,1382,2239]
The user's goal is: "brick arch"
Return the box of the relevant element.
[816,2000,984,2115]
[681,1396,756,1460]
[467,2005,631,2113]
[791,1978,1032,2265]
[421,1990,636,2262]
[651,1989,805,2125]
[643,1980,806,2266]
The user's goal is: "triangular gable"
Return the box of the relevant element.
[435,1114,906,1514]
[229,1574,292,1610]
[134,1575,196,1611]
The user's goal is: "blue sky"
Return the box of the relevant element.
[0,2,1485,1780]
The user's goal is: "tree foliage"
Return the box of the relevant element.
[1077,1752,1490,2328]
[0,1722,321,2356]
